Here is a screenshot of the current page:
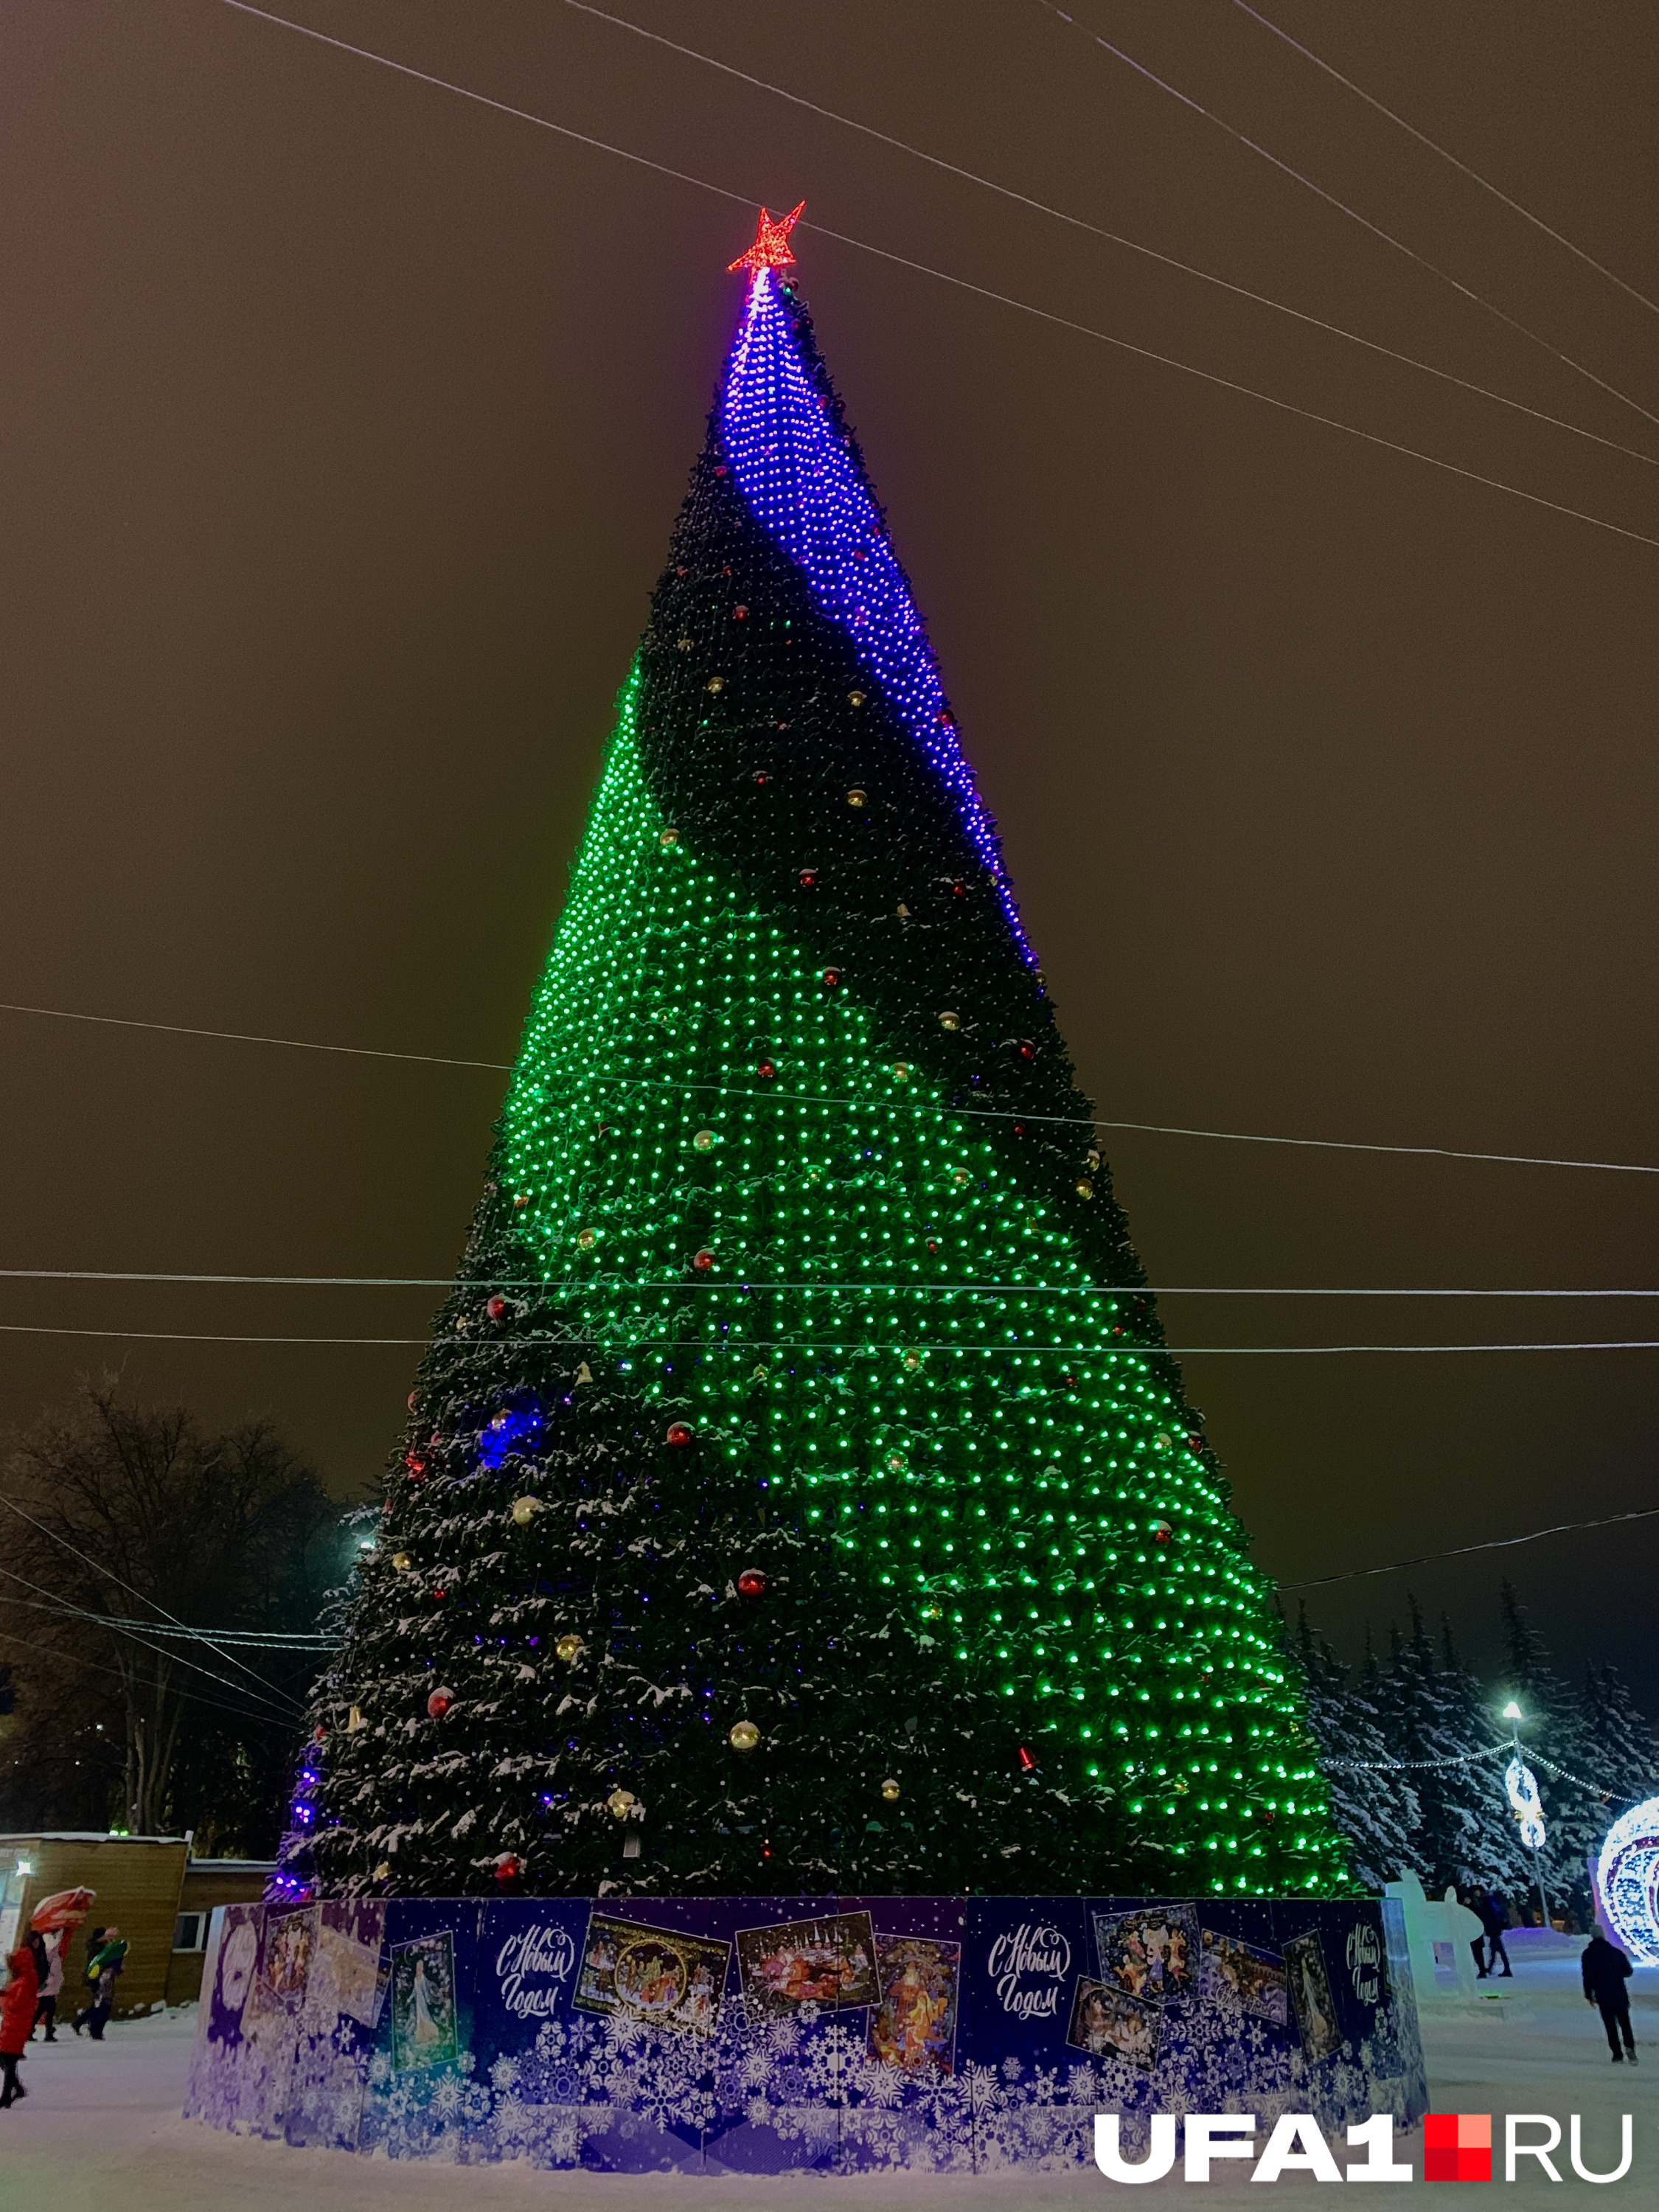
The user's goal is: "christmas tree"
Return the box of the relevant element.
[307,209,1346,1901]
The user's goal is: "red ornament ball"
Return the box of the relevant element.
[486,1294,510,1323]
[1152,1520,1174,1545]
[756,1060,776,1081]
[798,868,818,888]
[821,967,841,987]
[737,1568,768,1599]
[426,1687,454,1719]
[493,1851,523,1885]
[666,1422,693,1448]
[692,1249,715,1273]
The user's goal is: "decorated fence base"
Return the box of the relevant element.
[184,1893,1425,2174]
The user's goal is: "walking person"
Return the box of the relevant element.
[1582,1926,1638,2063]
[72,1926,126,2041]
[1,1931,41,2107]
[1479,1891,1514,1979]
[1458,1887,1489,1978]
[30,1929,64,2042]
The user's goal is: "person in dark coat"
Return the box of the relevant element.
[1,1937,41,2106]
[72,1926,126,2040]
[1458,1887,1490,1978]
[1478,1891,1514,1978]
[1582,1928,1638,2062]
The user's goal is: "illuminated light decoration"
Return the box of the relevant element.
[726,200,805,276]
[1596,1798,1659,1964]
[302,208,1346,1902]
[1505,1754,1546,1850]
[479,1405,541,1470]
[720,264,1033,961]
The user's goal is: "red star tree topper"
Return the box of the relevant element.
[728,201,805,274]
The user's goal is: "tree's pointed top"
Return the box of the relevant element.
[728,201,805,275]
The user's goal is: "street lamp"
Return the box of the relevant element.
[1500,1700,1550,1930]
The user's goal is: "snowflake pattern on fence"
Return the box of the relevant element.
[188,1896,1426,2174]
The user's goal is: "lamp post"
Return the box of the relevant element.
[1502,1700,1550,1930]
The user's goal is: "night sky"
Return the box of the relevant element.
[3,3,1657,1705]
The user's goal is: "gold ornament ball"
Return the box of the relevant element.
[891,1061,912,1082]
[953,1168,970,1186]
[846,786,867,807]
[511,1496,540,1526]
[661,824,681,843]
[554,1634,585,1664]
[939,1009,961,1032]
[847,689,866,707]
[1152,1432,1174,1454]
[1075,1178,1094,1199]
[607,1787,636,1819]
[577,1227,597,1251]
[392,1551,411,1571]
[885,1452,905,1474]
[880,1779,901,1803]
[728,1719,761,1753]
[692,1128,715,1152]
[902,1348,923,1372]
[373,1861,392,1881]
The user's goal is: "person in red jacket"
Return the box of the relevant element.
[1,1936,41,2107]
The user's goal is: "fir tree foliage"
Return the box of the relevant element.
[1294,1582,1657,1917]
[1293,1610,1418,1891]
[305,251,1350,1900]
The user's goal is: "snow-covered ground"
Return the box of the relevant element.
[1,1959,1653,2206]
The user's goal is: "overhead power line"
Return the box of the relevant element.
[1231,0,1659,323]
[209,1,1659,552]
[0,998,509,1071]
[0,1624,316,1733]
[5,1318,1659,1355]
[6,997,1659,1177]
[1037,0,1659,439]
[562,0,1659,473]
[0,1490,305,1715]
[0,1565,305,1724]
[1281,1504,1659,1591]
[7,1269,1659,1296]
